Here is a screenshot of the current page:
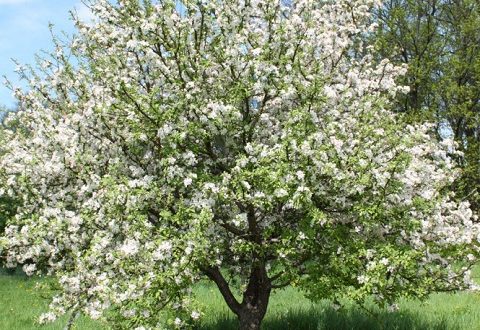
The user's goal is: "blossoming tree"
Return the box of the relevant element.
[1,0,479,329]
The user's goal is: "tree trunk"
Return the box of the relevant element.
[238,309,263,330]
[236,287,271,330]
[236,263,271,330]
[202,205,272,330]
[202,264,272,330]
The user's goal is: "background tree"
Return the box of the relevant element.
[439,0,480,210]
[0,1,478,330]
[374,0,480,210]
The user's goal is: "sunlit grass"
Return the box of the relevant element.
[0,268,105,330]
[195,284,480,330]
[2,267,480,329]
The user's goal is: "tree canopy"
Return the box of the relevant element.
[0,1,478,329]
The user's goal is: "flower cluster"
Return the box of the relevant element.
[0,0,478,328]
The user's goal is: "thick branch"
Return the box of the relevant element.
[219,222,247,236]
[201,266,242,315]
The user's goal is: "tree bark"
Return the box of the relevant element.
[202,263,272,330]
[236,263,271,330]
[238,310,264,330]
[237,291,271,330]
[204,205,272,329]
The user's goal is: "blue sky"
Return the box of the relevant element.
[0,0,93,108]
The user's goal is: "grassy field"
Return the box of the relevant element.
[0,268,105,330]
[2,268,480,330]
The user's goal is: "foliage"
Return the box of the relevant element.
[0,0,479,329]
[374,0,480,210]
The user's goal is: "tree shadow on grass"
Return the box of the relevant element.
[0,266,19,276]
[196,306,453,330]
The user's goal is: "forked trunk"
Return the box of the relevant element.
[202,264,272,330]
[236,264,271,330]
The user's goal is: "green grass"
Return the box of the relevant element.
[2,268,480,330]
[0,268,105,330]
[195,284,480,330]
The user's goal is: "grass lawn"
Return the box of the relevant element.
[2,268,480,330]
[0,268,105,330]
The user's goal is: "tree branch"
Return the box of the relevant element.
[201,266,242,315]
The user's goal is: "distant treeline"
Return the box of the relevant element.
[374,0,480,211]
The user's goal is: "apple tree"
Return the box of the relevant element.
[0,0,478,329]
